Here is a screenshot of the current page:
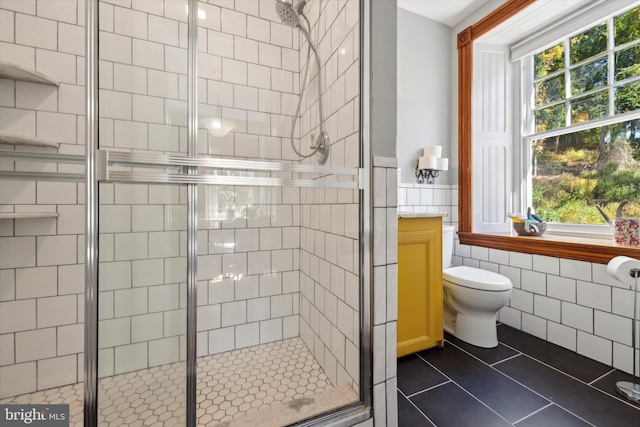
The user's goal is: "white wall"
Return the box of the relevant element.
[372,0,397,159]
[397,9,452,184]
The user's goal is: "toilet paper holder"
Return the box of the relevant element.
[607,259,640,403]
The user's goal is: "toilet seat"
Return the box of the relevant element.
[443,266,512,292]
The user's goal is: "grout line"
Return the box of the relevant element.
[405,380,451,399]
[415,352,515,426]
[511,402,554,425]
[397,388,437,427]
[512,403,597,427]
[446,341,612,424]
[496,341,640,412]
[444,338,522,367]
[438,341,561,409]
[588,368,616,386]
[490,352,523,367]
[401,331,640,425]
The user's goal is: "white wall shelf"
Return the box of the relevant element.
[0,61,60,87]
[0,212,59,219]
[0,132,60,149]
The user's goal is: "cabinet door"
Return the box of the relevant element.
[397,229,443,356]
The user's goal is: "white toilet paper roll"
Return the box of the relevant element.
[607,256,640,286]
[423,146,442,158]
[418,156,438,170]
[436,157,449,171]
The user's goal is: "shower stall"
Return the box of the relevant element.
[0,0,371,426]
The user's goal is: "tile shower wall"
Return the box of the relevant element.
[96,0,314,377]
[0,0,86,399]
[97,0,190,378]
[97,182,189,378]
[193,0,307,359]
[297,0,361,391]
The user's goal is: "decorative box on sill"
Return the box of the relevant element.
[415,146,448,184]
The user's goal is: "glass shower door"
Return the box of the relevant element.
[89,0,368,425]
[96,0,189,423]
[97,182,188,426]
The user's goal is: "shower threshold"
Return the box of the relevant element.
[0,337,358,426]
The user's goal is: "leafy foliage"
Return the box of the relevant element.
[614,6,640,46]
[533,136,640,224]
[534,43,564,79]
[570,23,607,64]
[531,8,640,224]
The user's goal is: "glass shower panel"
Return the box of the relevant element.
[97,182,187,426]
[195,179,360,426]
[192,0,363,424]
[99,0,188,155]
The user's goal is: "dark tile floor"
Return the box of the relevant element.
[397,324,640,426]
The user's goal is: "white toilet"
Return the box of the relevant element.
[442,226,512,348]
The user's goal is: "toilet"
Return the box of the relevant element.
[442,226,512,348]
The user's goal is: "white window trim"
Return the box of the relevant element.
[519,6,640,233]
[511,0,640,61]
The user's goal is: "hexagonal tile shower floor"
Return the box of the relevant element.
[0,337,358,427]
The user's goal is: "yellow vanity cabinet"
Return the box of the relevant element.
[397,216,444,357]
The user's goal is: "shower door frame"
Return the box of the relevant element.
[84,0,373,426]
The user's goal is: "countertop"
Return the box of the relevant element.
[397,211,449,218]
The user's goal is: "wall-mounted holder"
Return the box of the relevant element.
[607,256,640,404]
[415,167,441,184]
[415,146,448,184]
[616,267,640,403]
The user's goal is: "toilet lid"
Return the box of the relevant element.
[443,266,512,292]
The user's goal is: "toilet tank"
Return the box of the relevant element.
[442,225,456,269]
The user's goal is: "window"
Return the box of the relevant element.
[457,0,640,263]
[525,6,640,226]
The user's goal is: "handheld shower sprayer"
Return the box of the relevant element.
[275,1,307,28]
[274,0,328,164]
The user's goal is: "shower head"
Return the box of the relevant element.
[275,0,306,28]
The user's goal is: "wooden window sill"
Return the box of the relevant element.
[458,231,640,264]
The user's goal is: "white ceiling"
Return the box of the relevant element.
[398,0,602,46]
[397,0,489,27]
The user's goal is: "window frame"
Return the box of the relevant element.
[523,7,640,232]
[457,0,640,263]
[527,14,640,133]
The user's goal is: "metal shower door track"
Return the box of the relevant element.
[98,149,362,189]
[103,150,360,176]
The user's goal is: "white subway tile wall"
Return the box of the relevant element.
[0,0,86,400]
[370,158,399,427]
[441,185,640,377]
[397,182,453,220]
[401,180,638,376]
